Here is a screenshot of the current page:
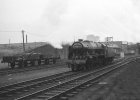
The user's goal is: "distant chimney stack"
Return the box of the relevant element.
[78,39,83,42]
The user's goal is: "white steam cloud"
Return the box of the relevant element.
[86,34,100,42]
[0,0,140,48]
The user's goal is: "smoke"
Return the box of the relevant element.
[1,0,140,46]
[43,0,68,26]
[86,34,100,42]
[22,0,140,46]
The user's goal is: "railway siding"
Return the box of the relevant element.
[0,61,65,76]
[104,58,140,100]
[13,58,134,100]
[70,57,140,100]
[0,66,69,87]
[0,56,137,100]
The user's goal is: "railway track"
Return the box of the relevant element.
[0,56,136,100]
[16,58,135,100]
[0,56,133,76]
[0,62,65,76]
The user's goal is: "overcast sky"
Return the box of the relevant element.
[0,0,140,47]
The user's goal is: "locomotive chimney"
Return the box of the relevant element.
[78,39,83,42]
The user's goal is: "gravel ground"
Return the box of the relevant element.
[104,59,140,100]
[0,65,70,87]
[70,59,140,100]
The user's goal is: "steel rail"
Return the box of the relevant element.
[0,71,92,100]
[0,62,65,76]
[0,56,136,100]
[0,56,131,76]
[15,58,136,100]
[0,71,72,94]
[0,57,127,89]
[48,60,135,100]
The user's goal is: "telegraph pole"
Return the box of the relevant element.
[26,34,27,44]
[9,39,10,47]
[22,30,25,52]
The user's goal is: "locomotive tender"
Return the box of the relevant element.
[67,39,116,71]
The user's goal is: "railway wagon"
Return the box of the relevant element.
[1,53,60,68]
[67,40,116,71]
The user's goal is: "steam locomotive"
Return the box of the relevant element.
[67,39,116,71]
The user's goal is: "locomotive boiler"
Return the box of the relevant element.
[67,39,116,71]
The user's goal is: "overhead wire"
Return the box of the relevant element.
[0,30,33,32]
[0,30,53,43]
